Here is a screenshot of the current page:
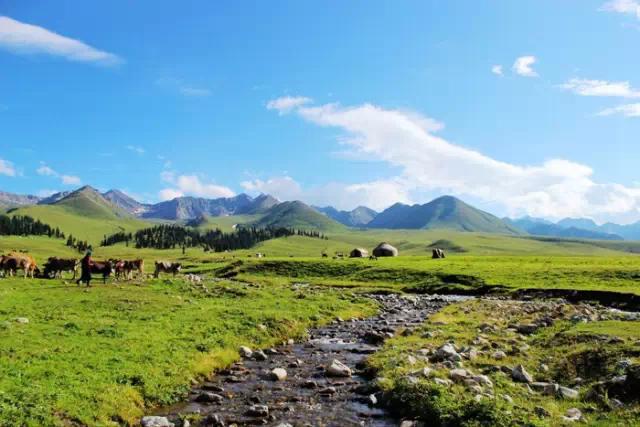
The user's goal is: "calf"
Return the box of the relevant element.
[90,261,113,284]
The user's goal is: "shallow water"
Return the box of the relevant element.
[155,294,467,426]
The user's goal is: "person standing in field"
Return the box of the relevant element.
[77,250,93,286]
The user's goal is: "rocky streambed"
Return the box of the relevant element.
[143,294,468,427]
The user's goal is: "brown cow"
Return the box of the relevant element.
[43,257,79,279]
[154,261,181,278]
[90,260,113,284]
[1,252,38,278]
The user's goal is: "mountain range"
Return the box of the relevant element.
[2,186,640,240]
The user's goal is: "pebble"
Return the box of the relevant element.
[270,368,288,381]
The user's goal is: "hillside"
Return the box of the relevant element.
[0,191,40,209]
[252,201,345,232]
[315,205,377,227]
[103,189,147,215]
[9,187,148,242]
[368,195,520,234]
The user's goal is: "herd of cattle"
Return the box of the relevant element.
[0,252,183,282]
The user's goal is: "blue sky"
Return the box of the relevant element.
[2,1,640,223]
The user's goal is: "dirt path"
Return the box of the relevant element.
[150,294,468,427]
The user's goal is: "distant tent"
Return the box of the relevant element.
[349,248,369,258]
[373,242,398,257]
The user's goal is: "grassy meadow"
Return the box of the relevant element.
[2,210,640,425]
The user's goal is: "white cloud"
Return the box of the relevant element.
[155,77,211,97]
[491,65,503,76]
[597,103,640,117]
[159,172,235,200]
[0,158,16,176]
[36,189,57,197]
[36,163,81,186]
[266,96,312,114]
[36,165,56,176]
[267,97,640,223]
[61,175,81,185]
[560,78,640,98]
[0,16,121,65]
[241,176,303,201]
[600,0,640,18]
[512,56,538,77]
[126,145,145,155]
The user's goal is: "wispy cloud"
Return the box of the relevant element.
[0,16,121,65]
[159,172,234,200]
[491,65,503,76]
[512,55,538,77]
[0,158,16,176]
[266,96,312,114]
[126,145,145,155]
[155,77,211,97]
[266,96,640,222]
[600,0,640,18]
[597,103,640,117]
[36,162,81,186]
[560,78,640,98]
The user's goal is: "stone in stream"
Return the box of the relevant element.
[269,368,288,381]
[195,391,223,403]
[239,346,253,358]
[253,350,267,361]
[141,416,174,427]
[326,359,352,377]
[202,413,225,426]
[302,380,318,389]
[247,404,269,417]
[512,364,533,383]
[319,386,337,395]
[201,383,225,393]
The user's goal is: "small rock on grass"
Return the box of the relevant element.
[512,364,533,383]
[563,408,582,422]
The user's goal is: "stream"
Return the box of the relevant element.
[151,294,469,427]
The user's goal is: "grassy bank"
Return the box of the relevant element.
[0,277,374,426]
[368,299,640,426]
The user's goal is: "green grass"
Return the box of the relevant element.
[9,205,150,243]
[368,299,640,426]
[191,214,263,232]
[0,276,374,426]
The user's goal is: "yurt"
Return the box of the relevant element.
[349,248,369,258]
[372,242,398,257]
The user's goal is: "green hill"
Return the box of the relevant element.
[252,201,345,232]
[368,195,521,234]
[9,187,149,243]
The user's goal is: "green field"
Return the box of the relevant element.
[2,208,640,426]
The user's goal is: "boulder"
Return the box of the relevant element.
[326,359,352,377]
[449,369,468,382]
[435,343,460,361]
[557,386,579,400]
[247,404,269,417]
[196,391,224,403]
[512,365,533,383]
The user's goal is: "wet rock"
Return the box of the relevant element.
[239,346,253,358]
[196,392,223,403]
[326,359,352,377]
[319,386,337,395]
[512,364,533,383]
[253,350,267,361]
[201,414,225,426]
[270,368,288,381]
[247,404,269,417]
[141,416,174,427]
[201,383,225,393]
[302,380,318,389]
